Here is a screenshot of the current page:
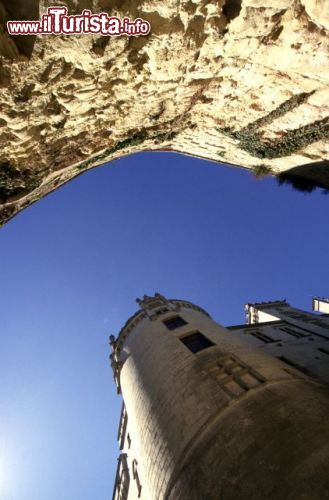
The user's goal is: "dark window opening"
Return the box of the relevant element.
[163,316,187,330]
[180,332,214,353]
[279,327,309,339]
[118,405,128,451]
[248,330,276,343]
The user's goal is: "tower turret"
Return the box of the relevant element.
[111,294,329,500]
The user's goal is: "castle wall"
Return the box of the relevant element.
[238,302,329,383]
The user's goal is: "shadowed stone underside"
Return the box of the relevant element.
[0,0,328,225]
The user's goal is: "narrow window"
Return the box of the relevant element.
[112,453,130,500]
[248,330,275,343]
[180,332,214,353]
[118,405,128,451]
[163,316,187,330]
[279,327,308,339]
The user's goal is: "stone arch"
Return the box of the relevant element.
[0,0,328,226]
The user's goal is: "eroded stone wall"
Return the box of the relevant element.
[0,0,328,225]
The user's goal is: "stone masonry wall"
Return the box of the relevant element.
[117,304,329,499]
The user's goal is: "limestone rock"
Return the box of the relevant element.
[0,0,328,225]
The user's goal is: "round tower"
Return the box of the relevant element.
[110,294,329,500]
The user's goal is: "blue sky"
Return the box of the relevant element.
[0,152,328,500]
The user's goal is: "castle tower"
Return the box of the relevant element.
[313,297,329,314]
[245,299,329,326]
[110,294,329,500]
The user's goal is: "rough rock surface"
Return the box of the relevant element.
[0,0,328,225]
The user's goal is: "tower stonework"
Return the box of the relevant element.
[313,297,329,314]
[110,294,329,500]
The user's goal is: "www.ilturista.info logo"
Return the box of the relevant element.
[7,7,151,36]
